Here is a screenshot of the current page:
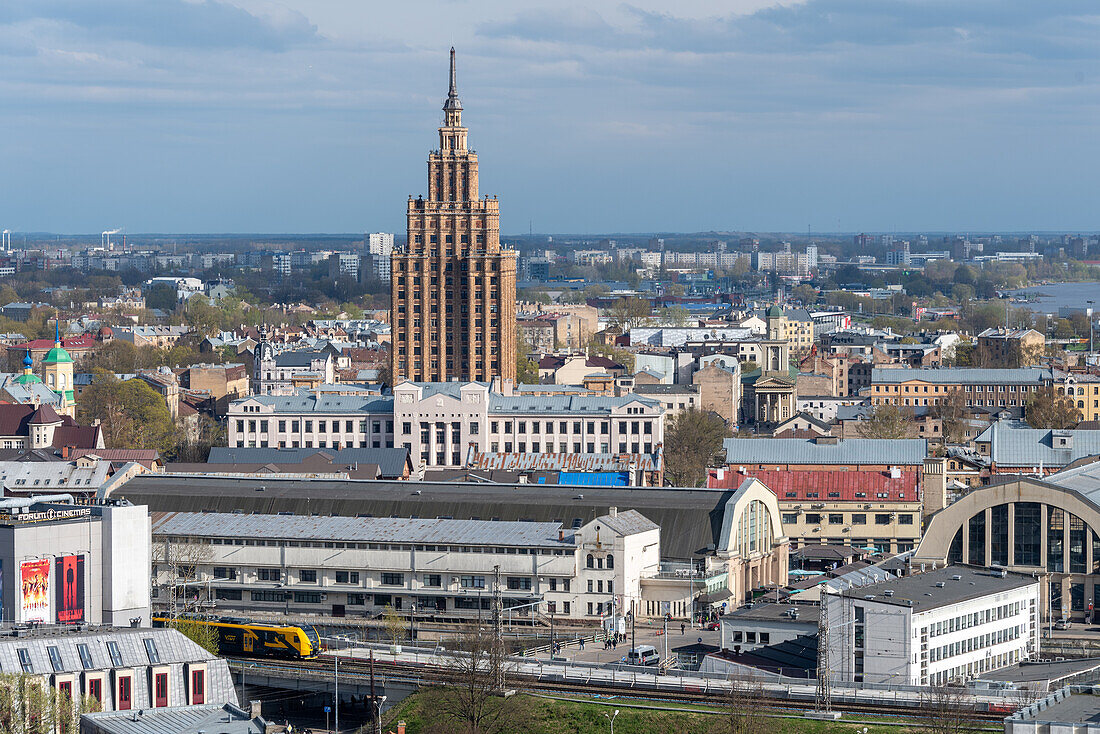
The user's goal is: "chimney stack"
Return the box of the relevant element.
[609,506,617,517]
[250,700,262,720]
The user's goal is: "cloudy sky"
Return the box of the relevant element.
[2,0,1098,234]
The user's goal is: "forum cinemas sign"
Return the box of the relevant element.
[15,508,93,524]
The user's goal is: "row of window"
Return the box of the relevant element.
[211,567,546,591]
[488,441,653,455]
[879,384,1040,393]
[926,650,1022,687]
[488,420,653,435]
[172,537,570,555]
[15,638,150,676]
[782,491,906,499]
[926,601,1022,638]
[928,625,1023,663]
[234,419,393,435]
[781,512,914,526]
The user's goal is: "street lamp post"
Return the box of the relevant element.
[603,709,619,734]
[374,695,388,734]
[549,612,555,658]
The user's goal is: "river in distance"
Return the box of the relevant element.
[1006,282,1100,315]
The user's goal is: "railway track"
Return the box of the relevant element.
[228,653,1010,724]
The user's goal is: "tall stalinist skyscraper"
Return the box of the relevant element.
[390,48,517,384]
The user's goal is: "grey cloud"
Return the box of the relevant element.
[0,0,318,51]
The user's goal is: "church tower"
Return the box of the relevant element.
[42,321,75,416]
[390,48,517,384]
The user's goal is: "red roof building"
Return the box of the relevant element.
[707,466,924,555]
[0,403,104,452]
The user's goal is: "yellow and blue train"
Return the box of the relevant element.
[153,614,321,659]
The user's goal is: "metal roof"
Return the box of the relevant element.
[487,394,660,414]
[235,393,393,413]
[81,704,263,734]
[979,422,1100,467]
[151,511,574,547]
[709,467,919,501]
[833,565,1036,612]
[722,437,927,465]
[116,475,739,560]
[206,447,409,478]
[0,626,222,680]
[871,367,1053,385]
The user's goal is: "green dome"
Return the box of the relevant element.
[767,304,784,318]
[13,372,42,386]
[42,346,73,364]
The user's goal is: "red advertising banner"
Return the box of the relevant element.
[20,559,50,623]
[55,555,85,624]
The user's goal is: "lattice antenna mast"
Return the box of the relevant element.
[816,588,832,713]
[492,564,505,692]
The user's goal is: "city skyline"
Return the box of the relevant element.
[2,1,1099,233]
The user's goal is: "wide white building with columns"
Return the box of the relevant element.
[393,380,664,470]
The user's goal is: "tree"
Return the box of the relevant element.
[515,324,539,385]
[78,370,178,452]
[420,628,526,734]
[1026,385,1082,429]
[382,604,408,648]
[658,305,690,326]
[607,297,651,332]
[151,536,214,614]
[0,672,100,734]
[857,402,914,439]
[928,389,969,444]
[709,674,768,734]
[922,683,979,734]
[173,416,225,463]
[183,297,222,337]
[169,616,220,656]
[664,408,732,487]
[791,284,818,306]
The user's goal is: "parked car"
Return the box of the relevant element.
[1055,619,1072,630]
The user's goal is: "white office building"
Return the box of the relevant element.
[824,565,1040,686]
[365,232,395,280]
[227,391,394,449]
[393,380,664,469]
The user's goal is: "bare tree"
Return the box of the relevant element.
[607,297,652,332]
[857,402,915,440]
[709,673,769,734]
[151,537,214,617]
[923,683,979,734]
[928,389,969,444]
[420,628,526,734]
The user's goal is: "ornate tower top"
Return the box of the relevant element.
[438,47,468,153]
[444,46,462,113]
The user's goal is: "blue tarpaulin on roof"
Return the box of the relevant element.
[557,472,630,487]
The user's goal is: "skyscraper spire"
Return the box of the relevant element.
[444,46,462,112]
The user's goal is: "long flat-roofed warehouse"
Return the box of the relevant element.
[114,473,790,616]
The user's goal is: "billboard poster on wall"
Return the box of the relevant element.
[20,559,50,623]
[55,555,85,624]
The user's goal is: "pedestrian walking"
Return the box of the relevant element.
[579,638,585,650]
[681,622,686,635]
